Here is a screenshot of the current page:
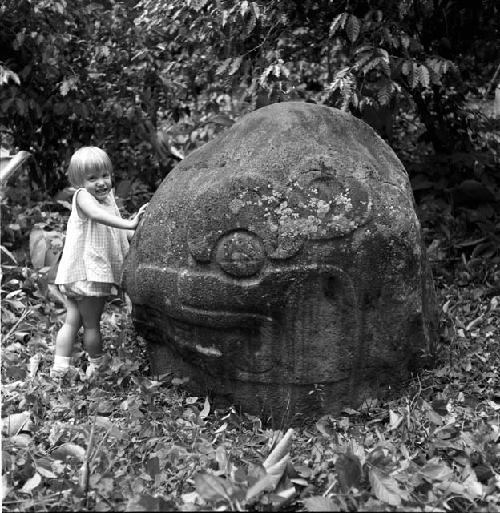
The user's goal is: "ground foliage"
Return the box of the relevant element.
[2,195,500,511]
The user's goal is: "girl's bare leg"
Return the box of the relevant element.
[78,296,106,357]
[54,298,82,357]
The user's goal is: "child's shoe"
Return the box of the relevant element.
[50,356,73,379]
[50,366,69,379]
[86,354,109,379]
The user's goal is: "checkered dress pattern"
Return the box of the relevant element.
[55,189,129,290]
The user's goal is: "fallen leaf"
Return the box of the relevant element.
[263,429,294,469]
[302,496,341,511]
[215,445,229,474]
[4,342,24,353]
[126,493,176,512]
[51,442,86,462]
[95,416,124,439]
[36,466,57,479]
[369,468,403,507]
[199,397,210,419]
[181,491,200,505]
[194,472,233,501]
[419,458,453,482]
[246,473,278,501]
[2,411,31,436]
[247,461,267,486]
[9,433,32,447]
[2,380,24,392]
[290,477,309,487]
[28,354,41,378]
[486,400,500,411]
[215,422,228,434]
[266,454,289,482]
[336,450,362,492]
[462,472,483,498]
[316,416,334,437]
[295,465,313,479]
[342,407,360,415]
[388,409,404,431]
[21,473,41,494]
[96,400,114,415]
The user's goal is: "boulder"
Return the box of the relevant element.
[123,102,438,423]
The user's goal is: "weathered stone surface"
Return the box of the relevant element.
[123,102,438,423]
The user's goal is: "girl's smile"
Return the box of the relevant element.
[83,170,112,201]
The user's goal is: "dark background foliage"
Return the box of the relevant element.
[1,0,499,193]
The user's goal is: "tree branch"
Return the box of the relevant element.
[0,151,31,190]
[484,62,500,99]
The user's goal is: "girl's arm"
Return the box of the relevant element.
[76,190,144,230]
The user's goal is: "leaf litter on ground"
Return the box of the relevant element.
[2,213,500,511]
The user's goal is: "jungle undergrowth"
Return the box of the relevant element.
[1,198,500,511]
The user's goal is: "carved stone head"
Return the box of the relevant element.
[124,102,438,422]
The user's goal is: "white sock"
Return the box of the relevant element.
[52,355,72,370]
[88,355,106,367]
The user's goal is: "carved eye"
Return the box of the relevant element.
[215,230,266,277]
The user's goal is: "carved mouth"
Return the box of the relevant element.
[170,316,276,372]
[130,262,359,383]
[134,303,278,379]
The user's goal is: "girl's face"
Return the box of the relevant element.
[83,168,112,202]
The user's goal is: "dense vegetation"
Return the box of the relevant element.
[1,0,499,511]
[1,0,499,196]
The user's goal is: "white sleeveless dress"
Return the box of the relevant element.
[55,189,129,299]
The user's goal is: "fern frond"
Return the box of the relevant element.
[361,56,382,75]
[345,15,361,43]
[379,49,390,63]
[340,73,356,111]
[411,62,419,88]
[354,44,374,55]
[425,57,442,85]
[354,52,375,72]
[376,80,394,105]
[328,67,357,110]
[329,13,348,36]
[329,67,351,91]
[416,65,430,87]
[380,59,391,77]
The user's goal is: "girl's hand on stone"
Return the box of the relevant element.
[130,203,148,228]
[137,203,148,216]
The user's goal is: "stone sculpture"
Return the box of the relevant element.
[123,101,438,422]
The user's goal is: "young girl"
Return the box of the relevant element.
[51,146,147,378]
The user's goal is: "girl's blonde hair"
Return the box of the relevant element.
[67,147,113,187]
